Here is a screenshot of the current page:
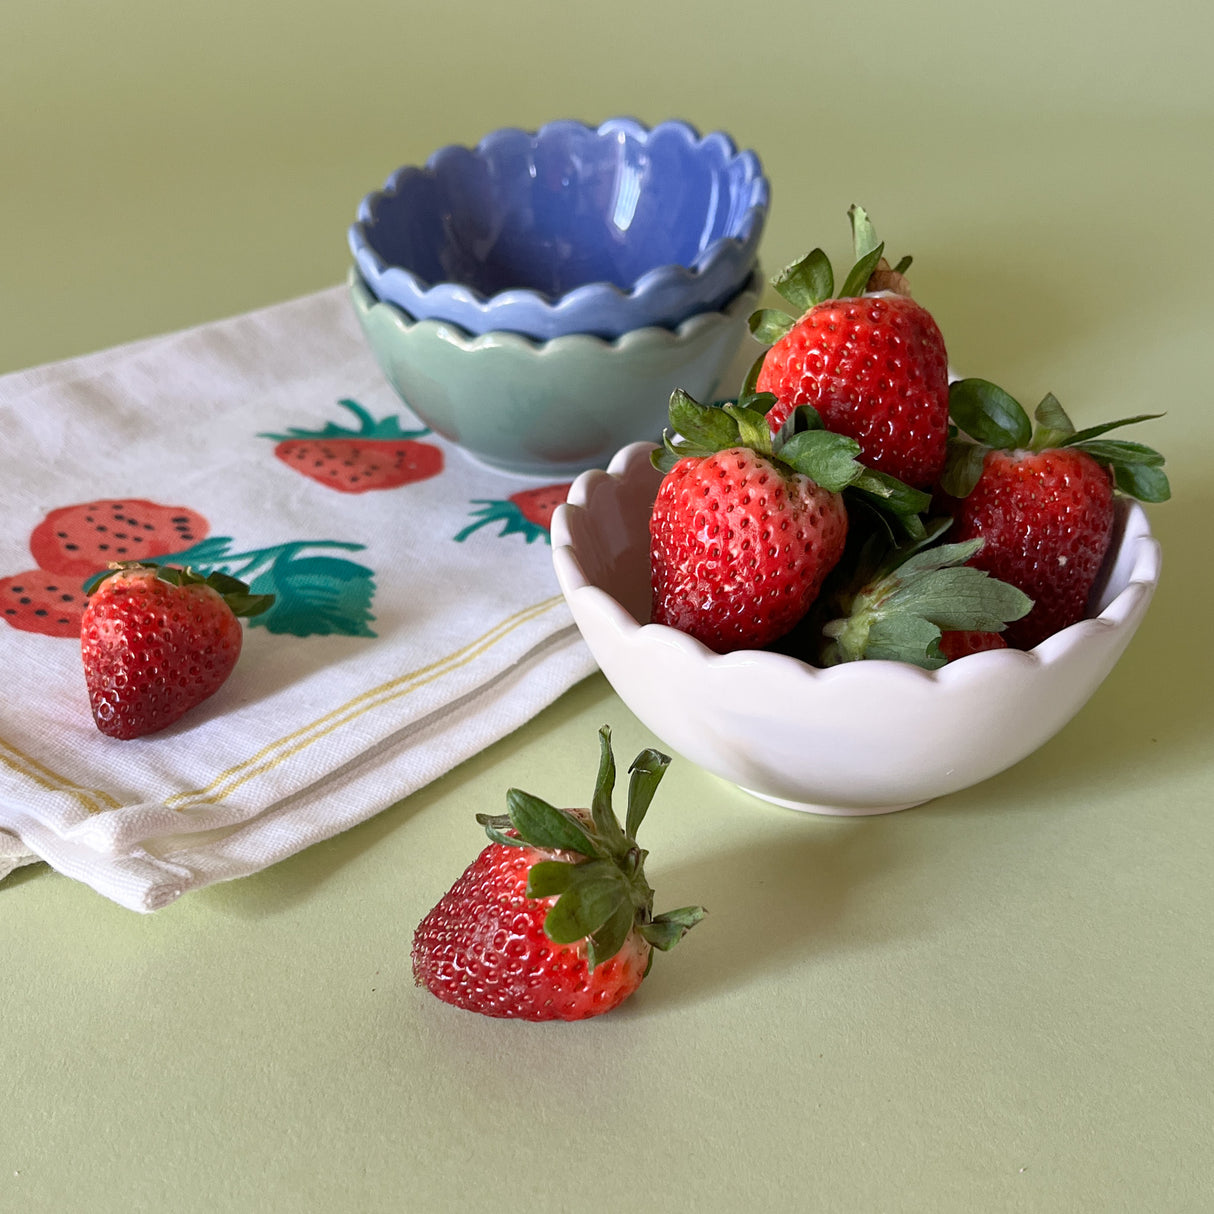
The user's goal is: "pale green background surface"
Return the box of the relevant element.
[2,1,1212,1211]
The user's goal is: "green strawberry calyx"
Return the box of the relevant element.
[747,204,915,348]
[475,726,706,971]
[88,562,275,618]
[818,534,1033,669]
[652,388,932,540]
[943,378,1171,503]
[259,398,431,443]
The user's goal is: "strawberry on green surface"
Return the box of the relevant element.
[649,389,930,655]
[943,378,1170,649]
[29,500,209,579]
[81,562,273,739]
[749,206,950,489]
[412,726,704,1022]
[262,398,443,493]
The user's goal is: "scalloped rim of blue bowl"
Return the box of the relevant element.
[348,117,769,340]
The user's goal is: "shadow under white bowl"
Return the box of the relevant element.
[551,442,1162,815]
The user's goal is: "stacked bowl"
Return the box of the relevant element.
[347,118,769,477]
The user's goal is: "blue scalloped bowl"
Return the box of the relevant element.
[348,118,769,341]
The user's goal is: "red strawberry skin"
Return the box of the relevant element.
[649,448,848,653]
[0,570,88,638]
[30,500,209,579]
[952,447,1114,649]
[938,630,1008,661]
[412,839,650,1021]
[272,438,443,493]
[756,293,950,488]
[81,567,244,739]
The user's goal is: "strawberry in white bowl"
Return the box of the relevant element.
[551,439,1160,814]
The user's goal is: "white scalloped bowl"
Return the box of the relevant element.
[551,442,1162,815]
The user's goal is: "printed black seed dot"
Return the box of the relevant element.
[60,594,73,602]
[34,609,47,616]
[19,596,30,604]
[4,609,14,616]
[57,530,68,538]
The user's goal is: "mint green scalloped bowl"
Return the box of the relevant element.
[348,268,760,477]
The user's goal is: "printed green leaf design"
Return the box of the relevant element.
[146,537,377,638]
[246,555,375,637]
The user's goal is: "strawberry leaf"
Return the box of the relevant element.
[778,430,864,492]
[590,725,629,855]
[939,438,990,499]
[543,861,630,945]
[668,389,739,452]
[949,378,1033,449]
[722,404,773,456]
[771,248,834,312]
[891,255,913,275]
[848,204,880,261]
[1112,462,1171,503]
[838,242,886,299]
[585,898,636,971]
[625,748,671,839]
[748,308,797,345]
[1071,439,1167,468]
[476,812,522,848]
[525,859,578,899]
[640,906,709,951]
[505,789,601,857]
[1031,392,1076,450]
[1061,413,1165,446]
[820,539,1032,668]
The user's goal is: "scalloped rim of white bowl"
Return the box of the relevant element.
[348,118,769,328]
[551,441,1162,814]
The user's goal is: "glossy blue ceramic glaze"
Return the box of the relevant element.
[348,118,768,340]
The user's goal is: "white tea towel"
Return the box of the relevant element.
[0,286,598,911]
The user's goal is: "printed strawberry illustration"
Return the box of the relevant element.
[647,389,934,654]
[412,725,705,1021]
[454,483,572,545]
[29,500,209,579]
[749,206,950,488]
[0,571,88,638]
[262,398,443,493]
[81,563,273,739]
[942,379,1170,649]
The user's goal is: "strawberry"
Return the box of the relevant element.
[29,500,209,579]
[262,398,443,493]
[943,379,1170,649]
[454,482,572,544]
[81,563,273,739]
[0,570,88,638]
[749,206,950,488]
[938,630,1008,661]
[648,388,935,654]
[412,726,704,1021]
